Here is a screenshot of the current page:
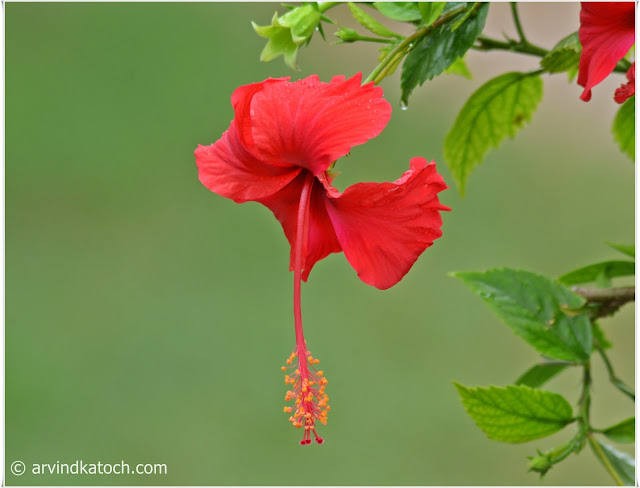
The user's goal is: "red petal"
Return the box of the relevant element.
[323,158,450,290]
[195,121,301,203]
[248,73,392,175]
[230,77,289,148]
[578,2,635,101]
[256,172,342,280]
[614,62,635,103]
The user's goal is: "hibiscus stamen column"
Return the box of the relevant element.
[282,172,330,445]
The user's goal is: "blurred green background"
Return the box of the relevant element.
[6,2,634,485]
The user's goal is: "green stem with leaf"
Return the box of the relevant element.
[363,3,472,84]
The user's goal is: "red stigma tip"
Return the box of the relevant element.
[299,440,307,446]
[316,437,324,444]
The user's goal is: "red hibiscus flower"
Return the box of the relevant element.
[195,73,449,444]
[578,2,635,102]
[614,62,635,102]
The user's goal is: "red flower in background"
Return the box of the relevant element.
[195,73,449,444]
[577,2,635,102]
[614,62,635,102]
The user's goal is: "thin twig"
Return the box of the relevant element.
[597,346,635,401]
[572,286,634,319]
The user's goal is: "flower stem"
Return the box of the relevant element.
[587,432,625,486]
[293,173,315,370]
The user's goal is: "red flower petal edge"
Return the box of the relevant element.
[614,62,635,103]
[578,2,635,102]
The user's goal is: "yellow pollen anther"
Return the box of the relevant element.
[281,366,287,371]
[317,371,324,376]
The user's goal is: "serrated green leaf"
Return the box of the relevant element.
[444,72,543,195]
[592,322,612,350]
[602,418,635,443]
[373,2,422,21]
[613,96,635,161]
[400,3,488,105]
[453,269,592,362]
[348,3,400,38]
[515,362,570,388]
[558,261,634,286]
[540,32,581,74]
[419,2,446,25]
[593,440,635,485]
[606,242,635,258]
[445,56,472,79]
[454,383,574,443]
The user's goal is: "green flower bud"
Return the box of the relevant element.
[252,6,321,70]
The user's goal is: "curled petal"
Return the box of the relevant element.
[257,172,342,279]
[323,158,450,290]
[230,77,289,148]
[614,62,635,103]
[578,2,635,101]
[248,73,392,175]
[195,122,301,203]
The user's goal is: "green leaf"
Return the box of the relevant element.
[444,56,472,79]
[348,3,400,38]
[373,2,422,22]
[453,269,592,362]
[454,383,574,443]
[613,96,635,161]
[540,32,581,74]
[606,242,635,258]
[419,2,446,26]
[593,440,635,485]
[515,362,570,388]
[443,72,543,195]
[592,322,612,350]
[558,261,634,286]
[400,3,488,105]
[602,418,635,444]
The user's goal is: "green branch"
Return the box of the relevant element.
[473,34,630,74]
[573,286,634,319]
